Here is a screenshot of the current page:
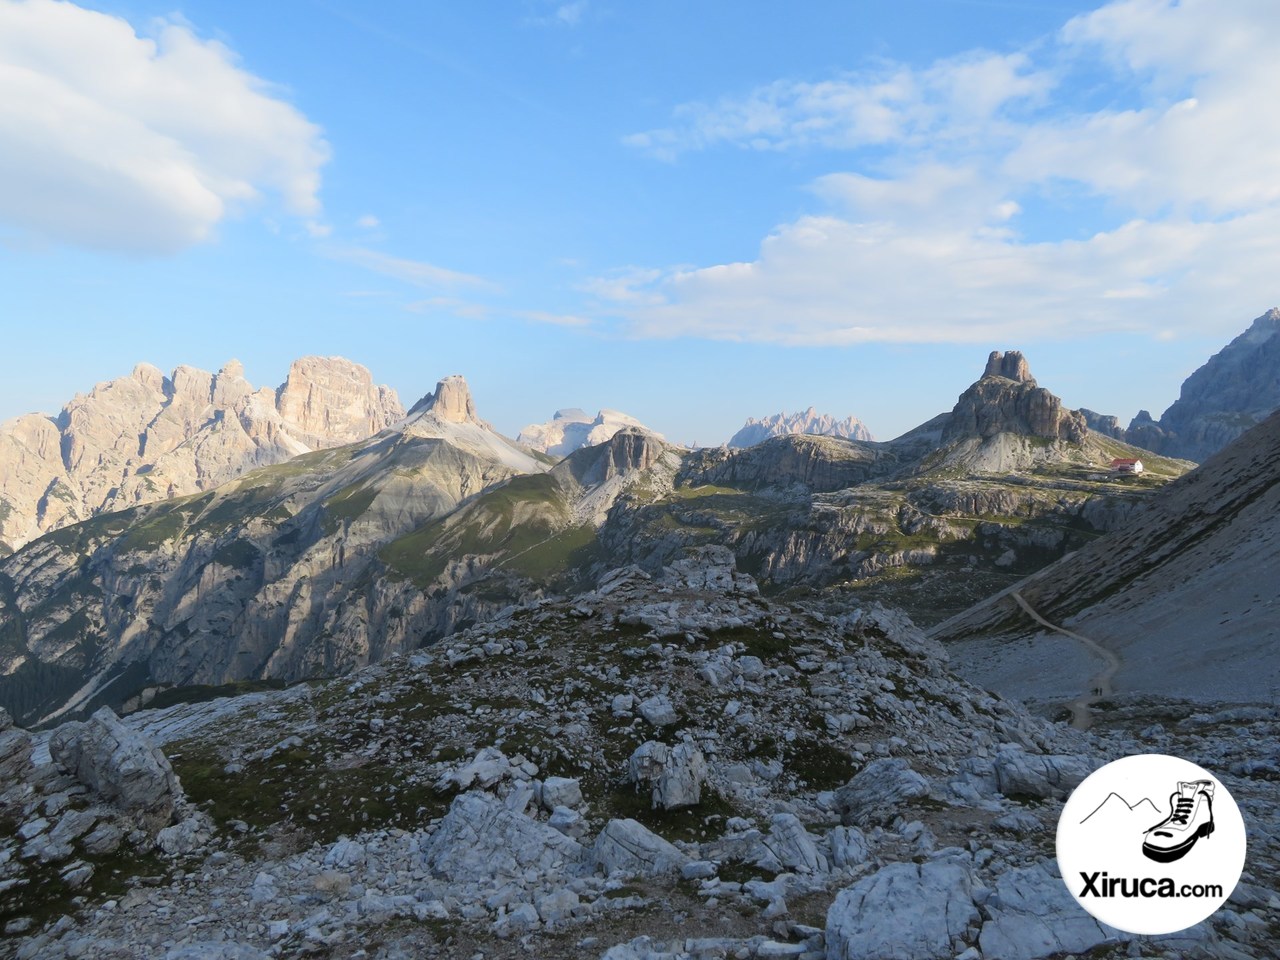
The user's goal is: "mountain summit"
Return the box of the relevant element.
[728,408,873,448]
[408,374,483,426]
[518,408,661,458]
[942,350,1087,444]
[0,357,402,553]
[1126,307,1280,461]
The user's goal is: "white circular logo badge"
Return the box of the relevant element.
[1057,754,1246,935]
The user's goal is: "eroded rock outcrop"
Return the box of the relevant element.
[48,707,184,830]
[833,758,931,828]
[591,819,689,877]
[1,707,197,926]
[826,858,979,960]
[943,351,1087,444]
[422,792,583,885]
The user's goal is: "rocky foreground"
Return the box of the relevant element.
[2,549,1277,960]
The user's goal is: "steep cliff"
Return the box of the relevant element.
[1125,308,1280,461]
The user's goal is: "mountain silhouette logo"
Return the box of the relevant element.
[1079,792,1162,825]
[1078,782,1217,864]
[1056,754,1247,936]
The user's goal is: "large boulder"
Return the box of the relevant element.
[422,792,583,886]
[833,758,930,827]
[755,814,828,874]
[628,741,707,810]
[992,747,1092,800]
[0,716,35,789]
[828,825,871,869]
[826,858,979,960]
[435,746,513,791]
[47,707,182,828]
[591,819,689,877]
[980,861,1127,960]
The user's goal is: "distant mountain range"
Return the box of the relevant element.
[0,357,401,553]
[4,309,1279,725]
[728,409,874,448]
[0,349,1189,726]
[518,408,661,458]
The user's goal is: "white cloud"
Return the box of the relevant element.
[525,0,588,29]
[327,246,490,289]
[624,51,1051,160]
[1008,0,1280,217]
[406,297,492,321]
[0,0,328,254]
[356,214,381,229]
[516,309,592,327]
[556,1,588,26]
[602,0,1280,345]
[595,210,1280,345]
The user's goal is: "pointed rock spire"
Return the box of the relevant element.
[982,350,1034,384]
[408,375,483,425]
[944,350,1086,443]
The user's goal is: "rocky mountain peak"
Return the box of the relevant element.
[1243,306,1280,343]
[982,350,1034,384]
[0,357,403,551]
[410,375,481,425]
[519,407,660,458]
[943,351,1086,444]
[1121,307,1280,461]
[218,358,245,380]
[561,425,669,489]
[597,427,663,482]
[727,408,874,448]
[129,362,165,392]
[276,356,402,446]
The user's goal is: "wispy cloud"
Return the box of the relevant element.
[555,1,588,26]
[525,0,589,28]
[624,51,1050,160]
[0,0,328,254]
[406,296,491,321]
[325,245,490,289]
[516,309,592,327]
[601,0,1280,345]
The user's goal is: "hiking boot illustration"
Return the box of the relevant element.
[1143,780,1215,863]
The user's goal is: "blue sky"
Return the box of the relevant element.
[1,0,1277,444]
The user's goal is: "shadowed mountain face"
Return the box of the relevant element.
[934,409,1280,704]
[1124,308,1280,462]
[0,354,1191,726]
[0,376,540,727]
[0,357,402,553]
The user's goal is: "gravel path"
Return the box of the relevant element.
[1011,590,1121,731]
